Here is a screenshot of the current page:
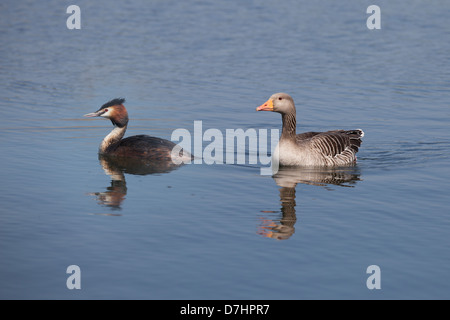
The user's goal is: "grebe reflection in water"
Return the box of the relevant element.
[87,154,182,211]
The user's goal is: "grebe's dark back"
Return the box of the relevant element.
[84,98,191,162]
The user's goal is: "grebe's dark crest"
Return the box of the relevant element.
[84,98,192,162]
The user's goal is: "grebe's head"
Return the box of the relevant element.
[256,93,295,114]
[84,98,129,127]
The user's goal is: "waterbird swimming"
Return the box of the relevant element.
[84,98,191,162]
[256,93,364,166]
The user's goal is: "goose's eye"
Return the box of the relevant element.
[278,97,283,100]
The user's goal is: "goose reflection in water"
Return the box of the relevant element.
[87,154,183,211]
[258,166,362,240]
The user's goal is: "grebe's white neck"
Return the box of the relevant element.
[99,125,127,154]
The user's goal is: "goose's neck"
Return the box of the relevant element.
[100,125,127,154]
[281,111,297,140]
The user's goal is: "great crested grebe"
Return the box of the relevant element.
[257,93,364,166]
[84,98,191,162]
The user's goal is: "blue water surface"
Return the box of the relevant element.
[0,0,449,299]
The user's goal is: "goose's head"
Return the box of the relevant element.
[256,92,295,114]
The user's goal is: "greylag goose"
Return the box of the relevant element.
[84,98,192,162]
[256,93,364,166]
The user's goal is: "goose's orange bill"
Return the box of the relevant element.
[256,99,274,111]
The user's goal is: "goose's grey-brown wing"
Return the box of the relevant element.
[307,130,364,164]
[295,132,321,141]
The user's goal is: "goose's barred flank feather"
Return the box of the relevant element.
[307,129,364,165]
[311,130,364,158]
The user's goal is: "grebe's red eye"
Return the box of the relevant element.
[104,108,108,112]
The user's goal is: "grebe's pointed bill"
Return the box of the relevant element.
[84,111,101,117]
[84,109,108,118]
[256,98,274,112]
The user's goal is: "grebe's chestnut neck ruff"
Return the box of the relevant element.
[84,98,191,162]
[256,93,364,167]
